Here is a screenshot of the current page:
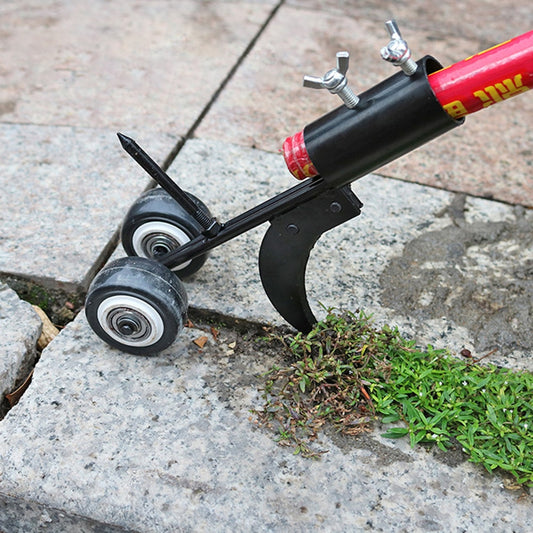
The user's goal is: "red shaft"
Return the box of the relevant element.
[429,30,533,119]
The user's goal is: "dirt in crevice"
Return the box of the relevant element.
[0,276,84,420]
[0,274,85,328]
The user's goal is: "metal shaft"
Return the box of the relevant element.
[117,133,219,234]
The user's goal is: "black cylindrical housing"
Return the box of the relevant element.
[303,56,464,188]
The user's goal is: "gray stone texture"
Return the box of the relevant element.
[0,0,531,530]
[0,314,530,532]
[0,0,276,289]
[0,0,277,133]
[0,124,175,288]
[0,283,41,398]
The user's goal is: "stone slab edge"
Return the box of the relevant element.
[0,283,41,399]
[0,314,530,532]
[0,493,138,533]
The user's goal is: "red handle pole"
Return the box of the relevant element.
[429,30,533,119]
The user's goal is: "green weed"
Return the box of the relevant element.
[253,309,532,488]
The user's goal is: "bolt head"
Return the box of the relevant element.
[329,202,342,213]
[383,40,410,63]
[286,224,300,235]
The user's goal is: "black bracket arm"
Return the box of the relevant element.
[258,185,363,333]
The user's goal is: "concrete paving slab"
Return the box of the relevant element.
[195,2,533,206]
[0,314,530,532]
[0,125,176,290]
[0,0,278,305]
[0,0,277,134]
[167,139,532,370]
[288,0,532,43]
[0,283,41,400]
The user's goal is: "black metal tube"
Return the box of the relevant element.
[304,56,464,187]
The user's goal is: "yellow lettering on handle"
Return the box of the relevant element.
[473,74,529,108]
[473,89,494,108]
[443,100,468,118]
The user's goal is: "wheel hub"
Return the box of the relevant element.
[96,294,166,348]
[108,307,151,341]
[131,221,192,270]
[142,232,180,258]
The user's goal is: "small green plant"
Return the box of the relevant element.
[253,309,532,488]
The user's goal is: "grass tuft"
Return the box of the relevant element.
[253,309,532,487]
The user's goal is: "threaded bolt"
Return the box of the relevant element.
[303,51,359,108]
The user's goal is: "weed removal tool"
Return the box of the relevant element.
[85,22,533,355]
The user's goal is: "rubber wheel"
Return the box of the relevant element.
[85,256,188,355]
[121,188,211,278]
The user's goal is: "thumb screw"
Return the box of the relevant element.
[380,20,418,76]
[303,51,360,108]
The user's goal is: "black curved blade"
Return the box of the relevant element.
[258,185,362,332]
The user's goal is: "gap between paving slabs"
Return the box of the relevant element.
[0,281,78,419]
[0,124,205,418]
[0,283,41,419]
